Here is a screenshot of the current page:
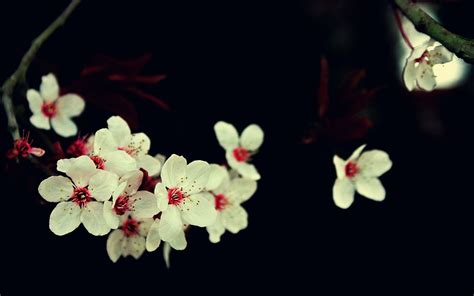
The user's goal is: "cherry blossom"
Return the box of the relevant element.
[214,121,264,180]
[27,73,85,137]
[38,156,118,235]
[6,132,45,159]
[332,145,392,209]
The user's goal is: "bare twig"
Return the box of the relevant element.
[394,0,474,63]
[1,0,81,140]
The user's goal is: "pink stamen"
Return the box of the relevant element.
[71,187,91,208]
[167,188,184,205]
[121,217,140,237]
[89,155,105,169]
[233,147,250,162]
[345,161,359,178]
[41,102,57,118]
[214,194,229,211]
[113,195,130,215]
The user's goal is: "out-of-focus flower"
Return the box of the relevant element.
[153,154,216,250]
[205,164,257,243]
[214,121,264,180]
[403,39,453,91]
[38,156,118,235]
[66,134,94,157]
[332,145,392,209]
[103,170,158,229]
[106,215,152,262]
[6,132,45,159]
[27,73,85,137]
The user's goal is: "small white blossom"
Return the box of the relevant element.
[214,121,264,180]
[205,164,257,243]
[38,156,118,235]
[153,154,217,250]
[332,145,392,209]
[403,39,453,91]
[103,170,158,229]
[27,73,85,137]
[106,215,153,262]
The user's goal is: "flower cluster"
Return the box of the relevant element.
[37,116,264,264]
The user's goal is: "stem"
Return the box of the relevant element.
[1,0,81,140]
[393,7,414,49]
[394,0,474,63]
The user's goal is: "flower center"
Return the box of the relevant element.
[71,187,91,208]
[167,188,184,205]
[41,102,57,118]
[67,137,88,157]
[233,147,250,162]
[414,50,430,64]
[121,217,140,237]
[214,194,229,211]
[89,155,105,169]
[113,195,130,216]
[345,161,359,178]
[118,146,138,156]
[15,139,32,157]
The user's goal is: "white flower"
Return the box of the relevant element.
[403,39,453,91]
[106,215,153,262]
[103,170,159,229]
[205,164,257,243]
[214,121,264,180]
[145,218,189,252]
[153,154,217,249]
[332,145,392,209]
[27,73,85,137]
[38,156,118,235]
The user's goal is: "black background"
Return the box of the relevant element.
[0,0,472,294]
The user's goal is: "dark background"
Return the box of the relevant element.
[0,0,472,294]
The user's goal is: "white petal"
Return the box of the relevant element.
[38,176,73,202]
[146,220,162,252]
[130,191,158,219]
[27,89,43,114]
[154,182,169,212]
[107,116,132,147]
[206,164,228,191]
[49,202,81,235]
[139,218,154,236]
[240,124,264,151]
[163,243,171,268]
[127,133,151,157]
[65,155,97,187]
[81,202,111,236]
[40,73,59,102]
[56,94,85,117]
[51,116,77,137]
[106,230,124,262]
[348,144,366,161]
[416,62,436,91]
[119,170,143,196]
[161,154,187,188]
[182,160,210,195]
[124,236,146,259]
[355,177,386,201]
[103,201,120,229]
[225,178,257,204]
[136,154,162,176]
[168,230,187,251]
[30,114,50,130]
[158,206,184,242]
[221,205,248,233]
[102,150,137,177]
[357,150,392,178]
[429,45,453,64]
[333,155,346,179]
[332,178,355,209]
[56,158,76,173]
[233,161,261,181]
[403,60,417,91]
[89,170,119,201]
[207,215,225,243]
[94,128,118,155]
[112,182,127,202]
[179,193,217,227]
[214,121,239,150]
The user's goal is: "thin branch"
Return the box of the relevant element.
[394,0,474,63]
[1,0,81,140]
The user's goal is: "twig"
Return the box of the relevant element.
[394,0,474,63]
[1,0,81,140]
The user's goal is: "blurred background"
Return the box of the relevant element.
[0,0,472,294]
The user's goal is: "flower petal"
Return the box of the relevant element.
[56,94,85,117]
[206,164,228,191]
[158,206,184,242]
[214,121,239,150]
[49,202,81,235]
[207,215,225,243]
[332,178,355,209]
[30,114,50,130]
[168,230,187,251]
[120,170,143,196]
[221,205,248,233]
[103,201,120,229]
[357,150,392,177]
[128,133,151,157]
[241,124,264,151]
[355,177,386,201]
[38,176,73,202]
[124,236,146,259]
[27,89,43,114]
[56,158,76,173]
[348,144,366,161]
[106,116,132,147]
[136,154,162,176]
[416,62,436,91]
[130,191,158,219]
[403,60,417,91]
[94,128,118,155]
[51,116,78,137]
[103,150,137,177]
[81,202,111,236]
[89,170,119,201]
[40,73,59,102]
[182,160,210,195]
[225,178,257,204]
[106,229,124,262]
[161,154,186,188]
[154,182,169,212]
[233,161,261,181]
[333,155,346,179]
[179,193,217,227]
[146,220,162,252]
[429,45,453,64]
[65,155,97,187]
